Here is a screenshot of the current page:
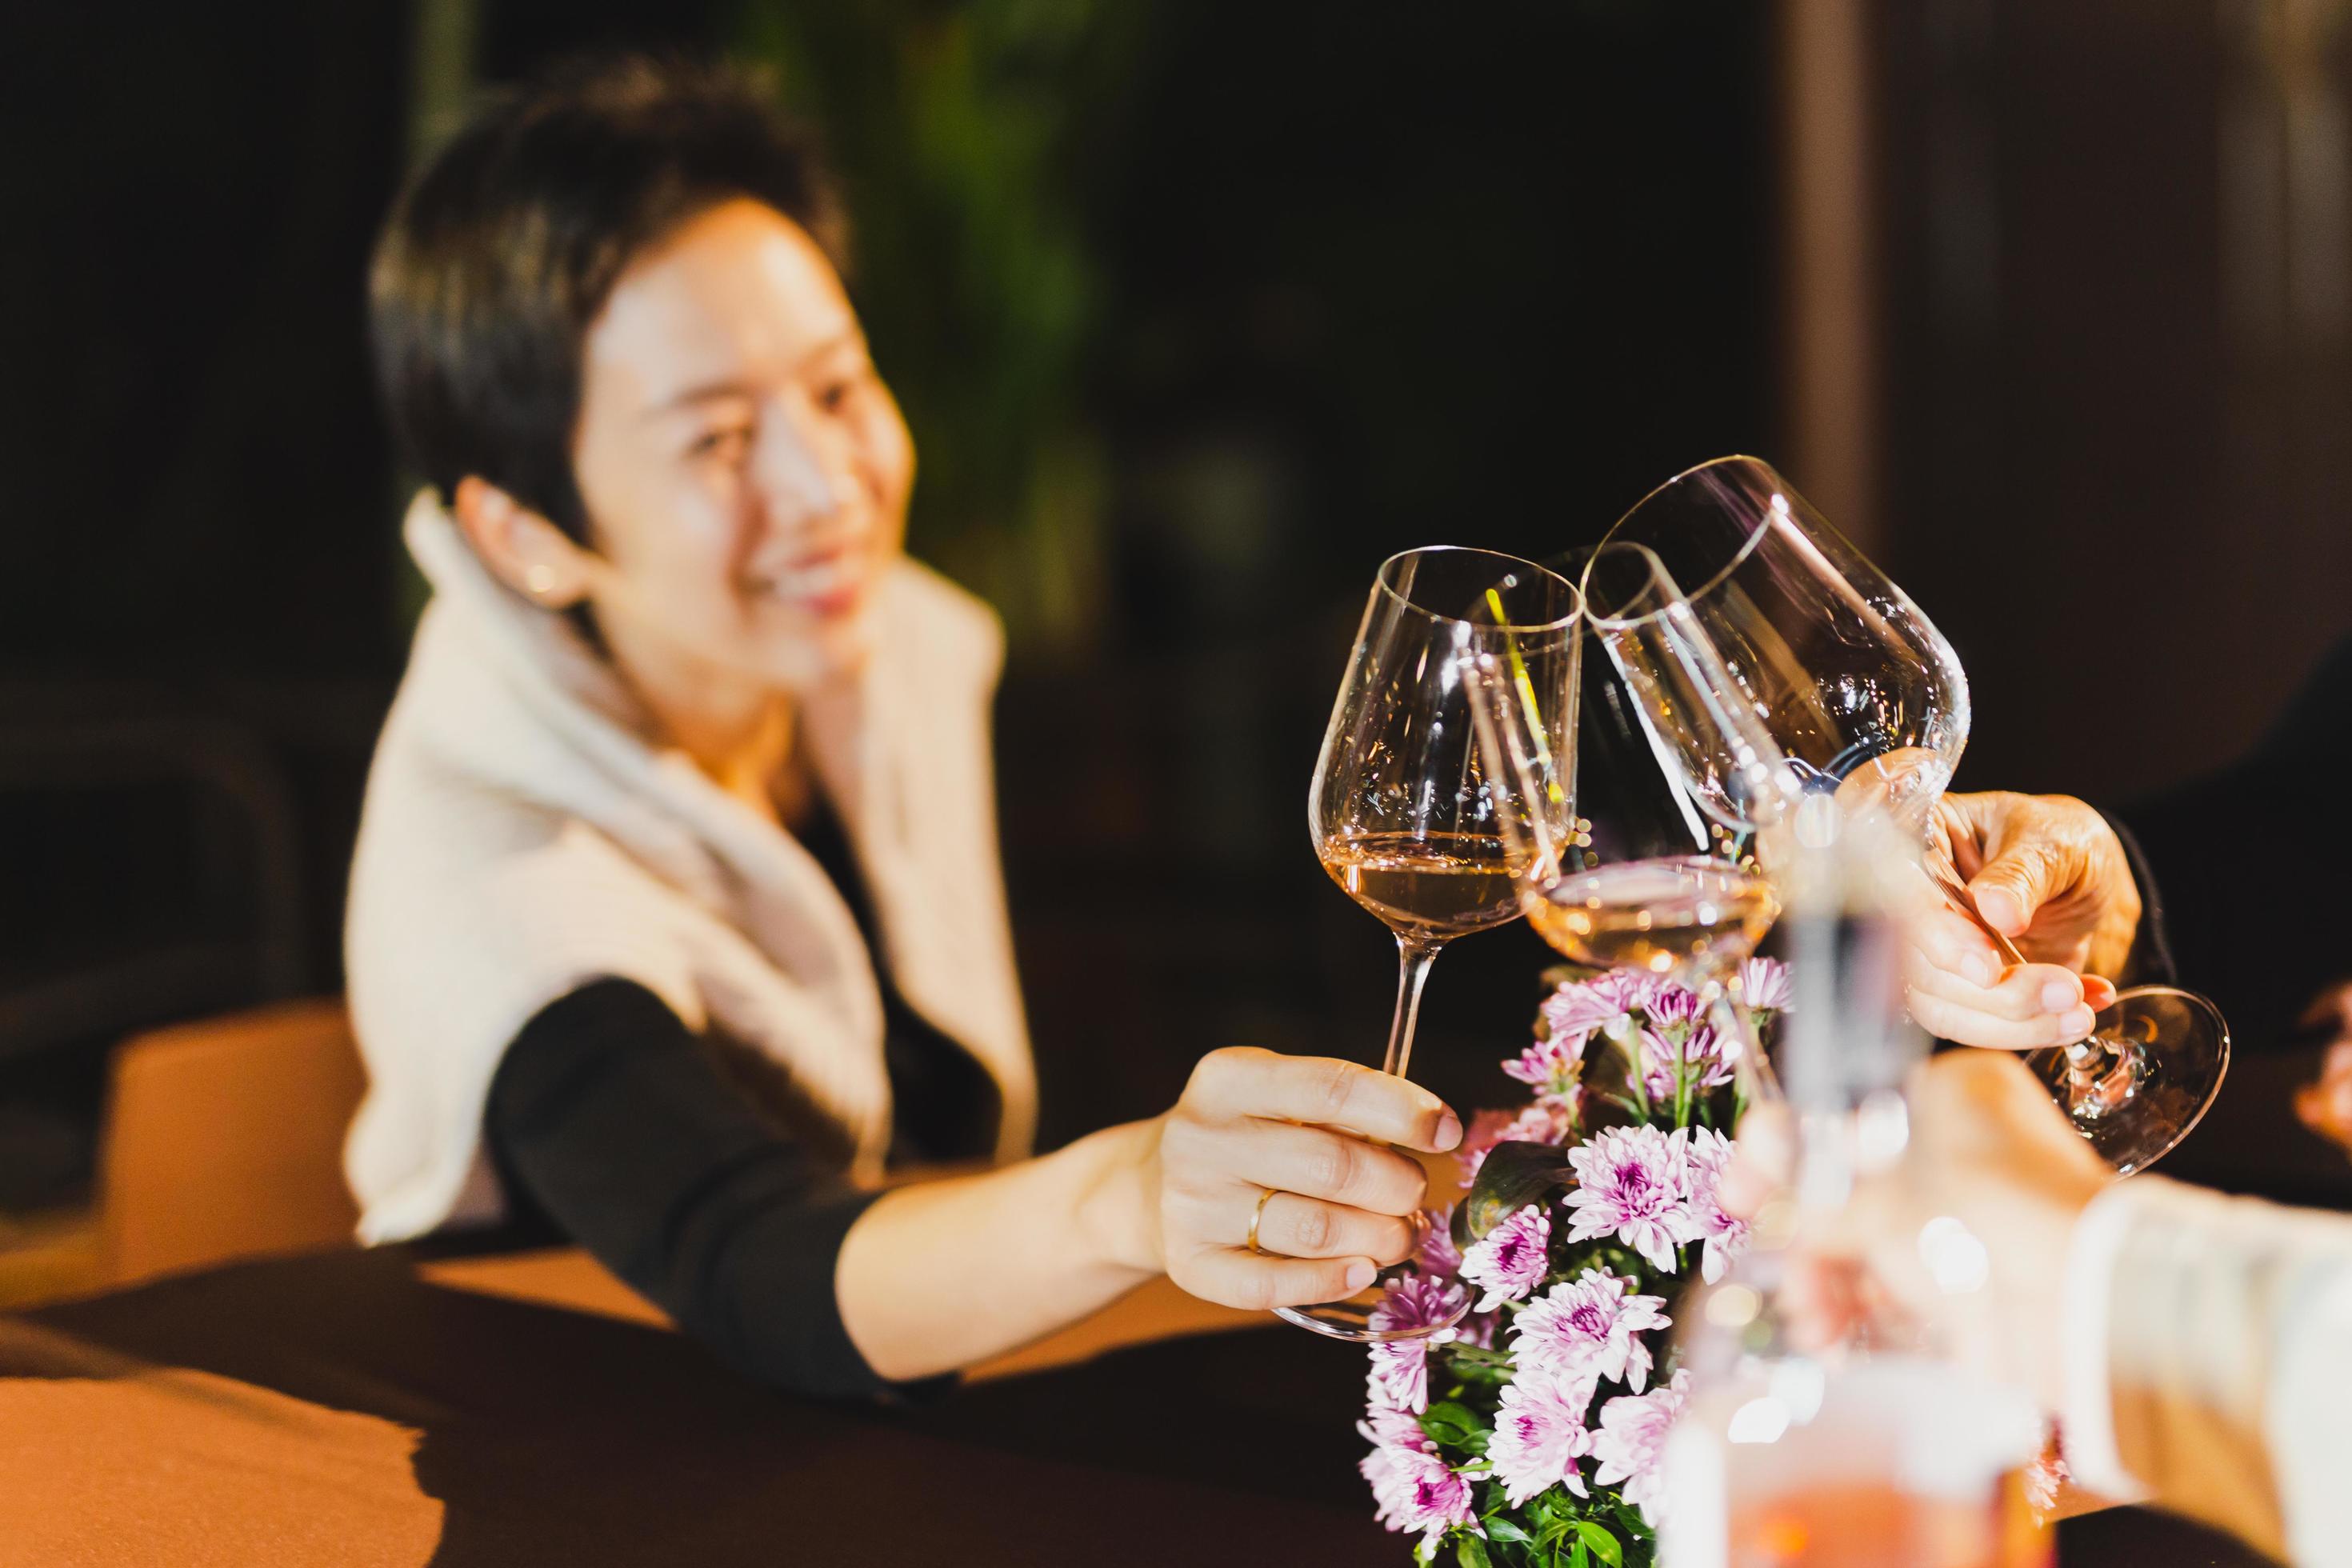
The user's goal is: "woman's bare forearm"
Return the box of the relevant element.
[832,1118,1166,1381]
[834,1046,1458,1382]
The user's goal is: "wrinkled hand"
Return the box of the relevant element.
[1146,1048,1460,1311]
[1900,790,2142,1050]
[1725,1052,2114,1411]
[2294,985,2352,1158]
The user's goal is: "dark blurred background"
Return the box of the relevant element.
[3,0,2348,1262]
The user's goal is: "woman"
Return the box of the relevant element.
[346,56,1456,1398]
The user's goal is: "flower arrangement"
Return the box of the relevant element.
[1357,958,1791,1566]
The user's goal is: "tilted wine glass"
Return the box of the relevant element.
[1463,606,1782,1122]
[1297,546,1582,1341]
[1582,455,2227,1172]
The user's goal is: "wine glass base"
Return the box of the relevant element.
[1271,1268,1469,1343]
[2026,985,2230,1174]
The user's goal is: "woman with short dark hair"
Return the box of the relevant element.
[346,55,1457,1398]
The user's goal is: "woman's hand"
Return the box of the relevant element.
[2294,985,2352,1158]
[1136,1047,1462,1311]
[1900,790,2142,1050]
[842,1048,1457,1380]
[1724,1051,2113,1411]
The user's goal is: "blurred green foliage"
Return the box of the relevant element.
[732,0,1160,656]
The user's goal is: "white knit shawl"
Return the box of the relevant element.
[342,491,1035,1243]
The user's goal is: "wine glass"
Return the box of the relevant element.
[1298,546,1582,1341]
[1463,607,1782,1120]
[1582,456,2229,1172]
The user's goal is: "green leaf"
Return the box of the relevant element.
[1455,1533,1494,1568]
[1568,1540,1590,1568]
[1606,1494,1655,1542]
[1453,1140,1578,1247]
[1420,1400,1489,1448]
[1574,1521,1624,1567]
[1483,1516,1534,1546]
[1441,1347,1514,1390]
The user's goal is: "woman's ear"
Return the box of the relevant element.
[451,476,593,609]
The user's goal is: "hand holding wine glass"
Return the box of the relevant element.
[1146,1047,1466,1314]
[1905,788,2141,1045]
[1718,1049,2114,1419]
[1581,455,2229,1171]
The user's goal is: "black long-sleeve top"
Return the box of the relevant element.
[2114,634,2352,1053]
[480,799,1000,1400]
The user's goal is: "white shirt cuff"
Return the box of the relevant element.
[2058,1178,2159,1503]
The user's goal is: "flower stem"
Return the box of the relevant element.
[1620,1029,1650,1120]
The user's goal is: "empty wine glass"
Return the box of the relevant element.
[1582,456,2227,1172]
[1297,546,1582,1341]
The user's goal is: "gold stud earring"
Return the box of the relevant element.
[523,565,558,598]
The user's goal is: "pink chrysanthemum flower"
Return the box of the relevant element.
[1540,971,1647,1043]
[2024,1425,2070,1515]
[1366,1274,1459,1413]
[1644,982,1706,1037]
[1486,1369,1595,1506]
[1636,1032,1674,1105]
[1518,1097,1580,1139]
[1510,1266,1670,1393]
[1451,1308,1499,1351]
[1372,1271,1462,1338]
[1677,1126,1750,1283]
[1590,1369,1690,1520]
[1366,1446,1482,1550]
[1455,1100,1576,1182]
[1638,1020,1737,1103]
[1366,1338,1428,1416]
[1738,955,1794,1014]
[1454,1107,1527,1182]
[1563,1124,1703,1273]
[1502,1029,1590,1097]
[1357,1396,1433,1455]
[1459,1203,1551,1311]
[1687,1024,1735,1088]
[1414,1210,1462,1280]
[1359,1442,1433,1541]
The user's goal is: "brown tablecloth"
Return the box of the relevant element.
[0,1246,2281,1566]
[5,1247,1393,1566]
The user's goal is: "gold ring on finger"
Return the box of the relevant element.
[1246,1186,1279,1255]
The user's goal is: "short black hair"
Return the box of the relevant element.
[369,54,845,540]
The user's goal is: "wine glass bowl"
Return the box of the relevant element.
[1525,856,1778,982]
[1294,546,1581,1342]
[1318,830,1522,943]
[1581,458,1970,839]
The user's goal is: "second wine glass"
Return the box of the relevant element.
[1464,609,1782,1125]
[1582,456,2228,1171]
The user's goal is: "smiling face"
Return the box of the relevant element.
[569,198,912,694]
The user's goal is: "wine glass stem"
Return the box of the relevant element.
[1384,936,1444,1078]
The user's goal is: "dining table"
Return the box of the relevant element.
[0,1243,2279,1566]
